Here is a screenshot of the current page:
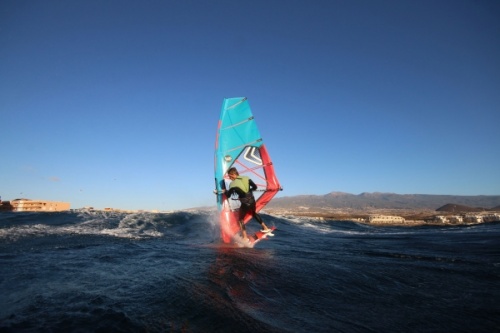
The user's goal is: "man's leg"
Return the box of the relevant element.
[239,205,249,240]
[238,220,248,240]
[254,214,273,235]
[252,205,271,232]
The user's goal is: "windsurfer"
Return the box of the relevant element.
[225,167,272,241]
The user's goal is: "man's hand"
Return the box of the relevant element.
[213,189,226,194]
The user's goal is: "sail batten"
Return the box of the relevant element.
[221,116,254,130]
[225,139,263,153]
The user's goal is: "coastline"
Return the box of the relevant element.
[264,208,500,226]
[2,204,498,227]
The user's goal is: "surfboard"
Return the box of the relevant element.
[214,97,281,245]
[231,227,277,248]
[250,226,277,245]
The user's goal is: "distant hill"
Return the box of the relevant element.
[267,192,500,211]
[436,204,485,213]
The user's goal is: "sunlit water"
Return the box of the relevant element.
[1,211,498,332]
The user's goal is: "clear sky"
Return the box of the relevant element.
[1,0,499,211]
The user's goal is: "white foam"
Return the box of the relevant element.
[0,212,169,241]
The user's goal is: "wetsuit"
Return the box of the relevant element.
[226,176,264,231]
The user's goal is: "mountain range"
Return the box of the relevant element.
[266,192,500,211]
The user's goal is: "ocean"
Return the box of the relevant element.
[0,211,498,332]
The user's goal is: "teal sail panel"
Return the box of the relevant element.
[214,97,263,199]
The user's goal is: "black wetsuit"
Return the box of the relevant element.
[226,178,264,230]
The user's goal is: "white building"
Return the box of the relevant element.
[447,215,464,224]
[427,215,448,224]
[463,214,483,224]
[368,215,405,224]
[481,213,500,222]
[11,199,70,212]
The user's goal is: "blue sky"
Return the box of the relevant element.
[1,0,499,211]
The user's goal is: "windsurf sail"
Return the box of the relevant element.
[214,97,281,243]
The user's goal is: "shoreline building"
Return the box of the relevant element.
[6,199,70,212]
[367,215,405,224]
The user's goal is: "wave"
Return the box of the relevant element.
[1,210,497,245]
[0,210,219,242]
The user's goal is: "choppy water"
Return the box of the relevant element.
[0,211,499,332]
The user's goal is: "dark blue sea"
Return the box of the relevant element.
[0,211,499,332]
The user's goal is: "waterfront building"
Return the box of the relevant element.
[10,199,70,212]
[368,215,405,224]
[463,214,483,224]
[481,213,500,222]
[427,215,448,224]
[447,215,464,224]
